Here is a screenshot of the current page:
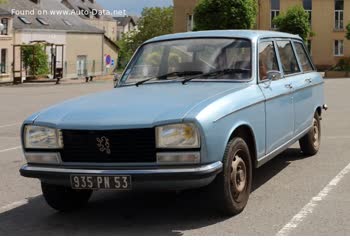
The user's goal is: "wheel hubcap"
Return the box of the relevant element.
[312,119,319,148]
[231,154,247,194]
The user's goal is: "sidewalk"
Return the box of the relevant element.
[0,75,114,87]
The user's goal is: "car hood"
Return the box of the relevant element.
[32,82,249,129]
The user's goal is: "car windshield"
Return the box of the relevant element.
[120,38,252,85]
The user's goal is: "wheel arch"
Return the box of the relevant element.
[316,106,322,117]
[228,124,258,168]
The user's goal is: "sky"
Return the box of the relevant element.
[96,0,173,16]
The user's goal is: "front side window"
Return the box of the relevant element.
[335,0,344,30]
[121,38,252,85]
[276,41,300,75]
[1,18,8,35]
[259,41,279,80]
[294,42,314,72]
[334,40,344,56]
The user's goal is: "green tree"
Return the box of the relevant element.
[117,7,173,68]
[346,23,350,40]
[273,5,311,41]
[193,0,257,30]
[22,44,49,76]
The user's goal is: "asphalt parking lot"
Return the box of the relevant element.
[0,79,349,236]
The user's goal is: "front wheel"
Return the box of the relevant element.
[41,182,92,212]
[211,137,252,216]
[299,112,321,156]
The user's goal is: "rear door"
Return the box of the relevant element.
[291,41,318,135]
[258,40,295,154]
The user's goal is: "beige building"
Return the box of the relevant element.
[0,9,13,82]
[61,0,119,74]
[0,0,119,83]
[174,0,349,68]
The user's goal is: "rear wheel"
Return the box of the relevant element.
[41,182,92,212]
[299,112,321,156]
[211,137,252,216]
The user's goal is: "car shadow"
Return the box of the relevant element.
[252,147,308,192]
[0,148,309,236]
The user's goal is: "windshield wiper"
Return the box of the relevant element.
[135,71,203,87]
[181,68,249,85]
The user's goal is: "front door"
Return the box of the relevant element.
[258,40,295,154]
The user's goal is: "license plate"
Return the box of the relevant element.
[70,175,132,190]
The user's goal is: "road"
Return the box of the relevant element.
[0,79,349,236]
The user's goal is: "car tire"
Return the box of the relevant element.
[299,112,321,156]
[211,137,252,216]
[41,182,93,212]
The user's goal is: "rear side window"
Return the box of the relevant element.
[276,41,300,75]
[294,42,314,72]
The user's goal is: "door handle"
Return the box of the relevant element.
[285,84,293,89]
[305,78,312,84]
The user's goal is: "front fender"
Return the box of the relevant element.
[192,101,266,165]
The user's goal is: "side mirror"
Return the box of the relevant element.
[261,71,282,89]
[266,71,282,81]
[113,74,120,87]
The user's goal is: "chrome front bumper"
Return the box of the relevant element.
[20,162,223,191]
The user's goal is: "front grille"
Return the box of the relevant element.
[60,129,156,163]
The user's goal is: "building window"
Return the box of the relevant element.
[303,0,312,25]
[334,40,344,56]
[0,49,7,74]
[36,17,49,26]
[1,18,8,35]
[78,7,90,18]
[270,0,280,29]
[18,16,31,24]
[335,0,344,30]
[63,19,73,26]
[187,14,194,32]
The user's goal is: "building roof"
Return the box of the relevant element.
[62,0,115,21]
[0,0,104,33]
[104,35,120,50]
[0,8,11,17]
[146,30,302,44]
[114,16,136,27]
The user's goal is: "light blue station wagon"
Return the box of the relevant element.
[20,30,327,216]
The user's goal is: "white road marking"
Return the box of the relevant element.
[0,146,21,153]
[0,123,20,129]
[277,161,350,236]
[0,199,29,214]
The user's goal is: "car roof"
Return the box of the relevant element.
[145,30,302,44]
